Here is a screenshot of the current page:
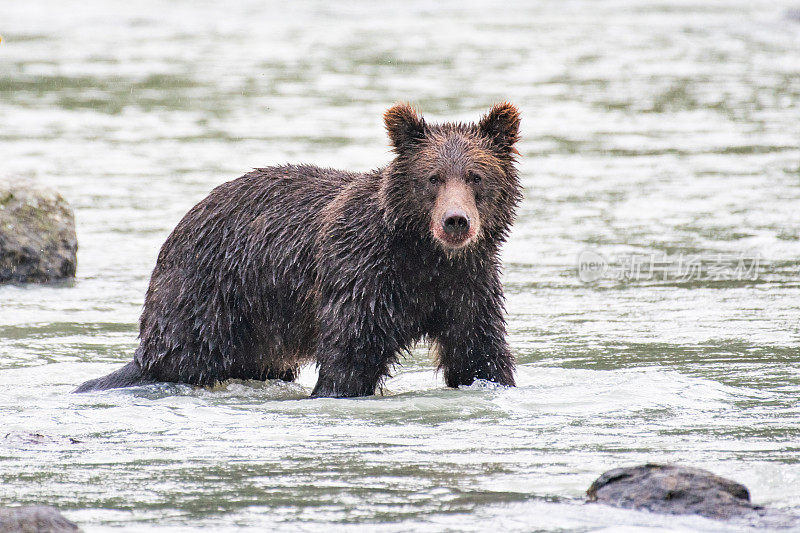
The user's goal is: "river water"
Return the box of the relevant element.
[1,1,800,531]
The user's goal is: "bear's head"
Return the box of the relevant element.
[380,103,522,252]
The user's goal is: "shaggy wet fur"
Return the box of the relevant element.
[75,103,523,397]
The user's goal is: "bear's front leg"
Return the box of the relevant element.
[437,324,515,388]
[311,344,393,398]
[434,282,516,389]
[310,277,403,399]
[311,320,399,397]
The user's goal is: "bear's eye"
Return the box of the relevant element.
[428,175,440,185]
[471,173,482,184]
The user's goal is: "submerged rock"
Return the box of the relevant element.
[3,432,82,446]
[0,506,81,532]
[587,463,796,526]
[0,180,77,283]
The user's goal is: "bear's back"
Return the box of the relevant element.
[137,164,370,380]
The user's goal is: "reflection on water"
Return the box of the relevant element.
[1,0,799,531]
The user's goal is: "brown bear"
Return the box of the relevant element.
[75,103,522,398]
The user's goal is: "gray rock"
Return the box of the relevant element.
[587,463,797,527]
[0,181,77,283]
[0,506,81,533]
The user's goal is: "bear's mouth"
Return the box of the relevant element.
[431,225,476,249]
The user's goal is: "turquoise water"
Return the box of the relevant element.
[1,1,799,531]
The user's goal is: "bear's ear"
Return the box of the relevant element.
[384,103,426,151]
[478,102,521,154]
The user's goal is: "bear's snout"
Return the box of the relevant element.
[443,209,470,236]
[430,180,480,249]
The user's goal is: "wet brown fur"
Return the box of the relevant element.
[75,103,523,398]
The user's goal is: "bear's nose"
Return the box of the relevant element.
[442,209,470,235]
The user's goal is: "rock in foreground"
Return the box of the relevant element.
[587,463,796,526]
[0,181,77,284]
[0,506,81,532]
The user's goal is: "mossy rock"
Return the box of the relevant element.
[0,180,77,283]
[0,505,82,532]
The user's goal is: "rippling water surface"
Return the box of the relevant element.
[2,1,800,531]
